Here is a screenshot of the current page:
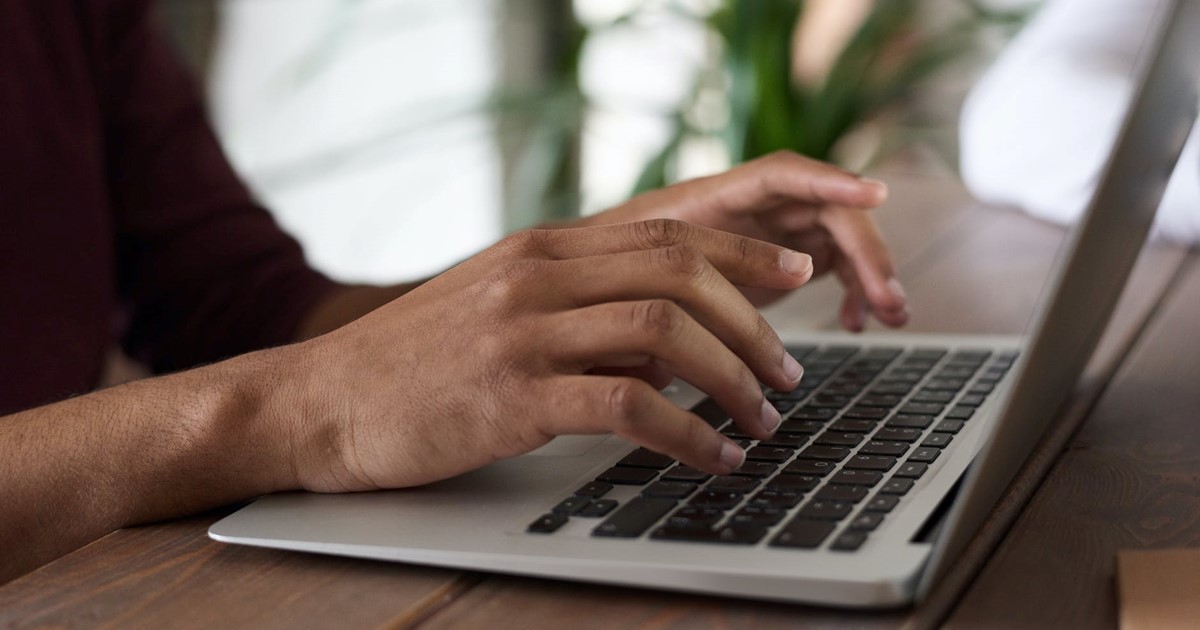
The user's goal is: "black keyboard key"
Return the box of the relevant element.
[553,496,592,515]
[766,474,821,492]
[895,462,930,478]
[771,399,799,414]
[790,407,838,421]
[848,512,885,531]
[798,500,854,520]
[967,383,995,395]
[842,407,888,420]
[945,406,976,420]
[911,390,954,404]
[807,394,853,409]
[593,498,677,538]
[886,414,934,430]
[721,427,754,440]
[864,347,903,360]
[921,433,953,448]
[783,459,836,476]
[857,394,903,408]
[749,490,804,509]
[815,432,864,447]
[880,478,914,495]
[707,475,761,493]
[937,365,978,377]
[925,379,967,392]
[579,499,618,518]
[831,531,869,551]
[798,373,829,388]
[911,348,947,360]
[618,448,675,469]
[597,466,658,485]
[689,398,729,428]
[575,481,613,499]
[844,455,897,471]
[815,484,869,503]
[745,446,794,463]
[908,447,941,464]
[798,445,850,461]
[870,383,914,395]
[951,349,991,361]
[864,495,900,512]
[900,402,945,416]
[688,490,746,509]
[934,420,966,434]
[779,419,827,435]
[771,519,837,549]
[830,469,883,487]
[859,440,910,457]
[876,427,923,442]
[661,465,712,483]
[528,513,569,534]
[957,394,987,407]
[829,419,877,433]
[766,387,811,402]
[652,524,767,545]
[668,506,723,527]
[762,434,809,448]
[733,461,779,478]
[642,481,698,499]
[786,344,817,359]
[733,506,788,526]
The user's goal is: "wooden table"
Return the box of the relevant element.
[2,172,1197,629]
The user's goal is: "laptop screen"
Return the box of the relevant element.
[919,0,1200,597]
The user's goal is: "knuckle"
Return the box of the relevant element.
[658,244,706,279]
[632,299,683,339]
[637,218,688,249]
[483,259,541,306]
[606,378,648,422]
[735,234,755,265]
[499,228,547,257]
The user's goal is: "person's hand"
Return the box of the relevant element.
[573,151,908,332]
[279,220,814,492]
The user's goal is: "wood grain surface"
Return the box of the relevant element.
[945,258,1200,629]
[1,173,1194,630]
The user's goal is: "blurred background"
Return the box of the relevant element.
[156,0,1038,284]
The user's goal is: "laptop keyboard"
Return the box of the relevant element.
[525,344,1018,552]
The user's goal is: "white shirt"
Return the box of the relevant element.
[959,0,1200,245]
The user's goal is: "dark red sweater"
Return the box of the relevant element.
[0,1,336,415]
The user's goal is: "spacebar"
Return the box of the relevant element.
[592,498,677,538]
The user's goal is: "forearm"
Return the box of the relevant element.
[0,348,298,583]
[296,282,423,340]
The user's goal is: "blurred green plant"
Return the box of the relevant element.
[245,0,1032,230]
[630,0,1035,193]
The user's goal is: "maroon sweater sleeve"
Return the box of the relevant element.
[97,1,337,372]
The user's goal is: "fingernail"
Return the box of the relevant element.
[782,352,804,384]
[760,399,782,434]
[720,440,746,470]
[782,250,813,277]
[856,177,888,204]
[886,277,908,303]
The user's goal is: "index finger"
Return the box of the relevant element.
[684,151,889,217]
[514,219,815,291]
[819,206,908,326]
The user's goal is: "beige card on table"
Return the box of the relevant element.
[1117,548,1200,630]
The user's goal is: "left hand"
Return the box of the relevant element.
[571,151,908,332]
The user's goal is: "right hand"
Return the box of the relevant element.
[279,219,814,493]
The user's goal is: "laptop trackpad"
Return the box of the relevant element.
[526,434,613,458]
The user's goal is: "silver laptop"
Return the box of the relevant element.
[210,0,1200,608]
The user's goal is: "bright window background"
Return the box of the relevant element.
[208,0,707,284]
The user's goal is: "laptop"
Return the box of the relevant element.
[210,0,1200,608]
